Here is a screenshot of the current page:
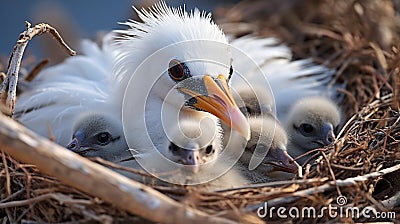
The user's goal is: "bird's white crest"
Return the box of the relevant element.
[113,2,228,92]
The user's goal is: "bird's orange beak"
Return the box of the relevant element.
[179,75,250,140]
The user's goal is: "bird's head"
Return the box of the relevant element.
[116,2,250,140]
[243,116,300,176]
[286,96,341,151]
[66,112,130,162]
[162,114,223,174]
[232,84,274,117]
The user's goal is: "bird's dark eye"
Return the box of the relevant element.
[228,65,233,80]
[205,145,214,155]
[96,132,111,145]
[169,143,179,152]
[245,106,252,115]
[168,59,188,81]
[299,123,314,135]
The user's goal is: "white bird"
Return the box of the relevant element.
[116,3,252,174]
[285,96,341,163]
[65,112,130,163]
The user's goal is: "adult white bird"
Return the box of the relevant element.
[15,35,120,147]
[117,2,252,175]
[285,96,341,163]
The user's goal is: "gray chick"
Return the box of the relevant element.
[285,96,341,163]
[66,112,131,163]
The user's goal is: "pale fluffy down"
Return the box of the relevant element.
[229,35,343,167]
[229,35,342,122]
[235,115,300,183]
[134,112,248,191]
[15,35,120,146]
[285,96,341,162]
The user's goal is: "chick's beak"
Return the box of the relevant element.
[182,149,200,173]
[322,123,336,145]
[179,75,250,140]
[65,131,93,155]
[66,138,80,151]
[263,147,300,174]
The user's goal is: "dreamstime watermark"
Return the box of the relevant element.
[257,196,396,220]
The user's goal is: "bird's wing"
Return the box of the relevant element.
[230,35,343,121]
[15,36,119,145]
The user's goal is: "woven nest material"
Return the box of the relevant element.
[1,0,400,223]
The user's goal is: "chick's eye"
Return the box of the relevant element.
[97,132,111,145]
[205,145,214,155]
[300,123,314,134]
[168,59,187,81]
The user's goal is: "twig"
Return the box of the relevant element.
[0,192,94,210]
[25,58,50,82]
[0,193,52,209]
[215,178,328,193]
[0,22,76,116]
[321,151,342,196]
[1,151,11,196]
[0,189,25,203]
[330,163,365,171]
[6,156,32,206]
[0,113,236,224]
[245,163,400,212]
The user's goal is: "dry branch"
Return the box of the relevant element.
[0,113,236,224]
[0,22,76,116]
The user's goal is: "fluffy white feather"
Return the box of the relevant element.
[117,2,251,155]
[15,35,120,146]
[229,35,341,122]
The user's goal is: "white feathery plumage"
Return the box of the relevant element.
[117,2,251,161]
[114,2,227,93]
[15,34,119,146]
[229,35,341,122]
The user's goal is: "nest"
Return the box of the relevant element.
[1,0,400,223]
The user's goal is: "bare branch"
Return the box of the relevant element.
[0,22,76,116]
[0,113,236,224]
